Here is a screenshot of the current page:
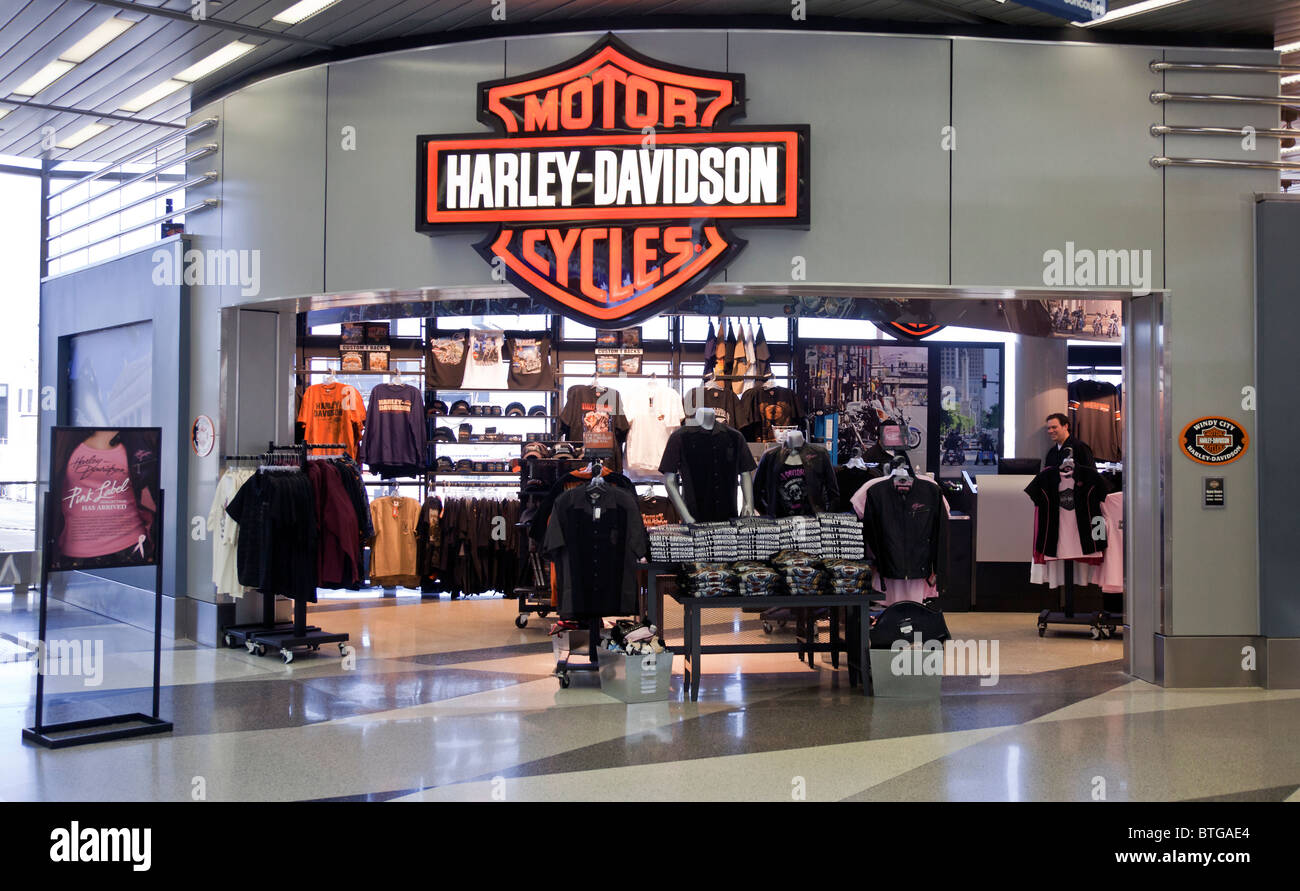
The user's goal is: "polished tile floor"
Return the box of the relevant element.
[2,589,1299,802]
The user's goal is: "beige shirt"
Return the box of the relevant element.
[369,496,420,585]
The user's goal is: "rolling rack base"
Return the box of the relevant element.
[513,586,553,628]
[1037,609,1124,640]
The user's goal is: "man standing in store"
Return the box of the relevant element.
[1044,412,1096,469]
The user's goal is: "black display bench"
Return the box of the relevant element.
[23,491,174,749]
[668,591,874,701]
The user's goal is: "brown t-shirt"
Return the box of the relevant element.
[369,495,420,586]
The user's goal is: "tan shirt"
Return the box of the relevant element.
[370,496,420,585]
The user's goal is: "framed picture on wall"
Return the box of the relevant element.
[47,427,162,572]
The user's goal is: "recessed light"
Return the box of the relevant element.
[119,80,187,113]
[175,40,257,83]
[60,17,134,64]
[12,60,75,96]
[1075,0,1192,28]
[272,0,342,25]
[1275,41,1300,55]
[56,122,110,149]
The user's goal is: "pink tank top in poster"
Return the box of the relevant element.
[59,442,147,558]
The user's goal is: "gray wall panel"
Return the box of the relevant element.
[324,43,505,294]
[1254,199,1300,638]
[1014,336,1066,460]
[221,67,327,303]
[724,32,950,285]
[1161,49,1277,637]
[951,42,1163,289]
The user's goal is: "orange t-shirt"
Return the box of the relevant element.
[297,382,366,458]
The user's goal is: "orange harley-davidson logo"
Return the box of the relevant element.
[415,35,810,328]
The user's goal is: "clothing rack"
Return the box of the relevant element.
[219,441,351,663]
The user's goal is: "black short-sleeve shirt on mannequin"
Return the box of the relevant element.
[682,385,743,428]
[658,422,756,522]
[428,329,469,388]
[505,334,555,390]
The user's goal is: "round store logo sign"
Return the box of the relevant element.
[1180,416,1248,466]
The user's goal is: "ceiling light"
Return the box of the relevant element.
[1075,0,1193,28]
[175,40,257,83]
[272,0,341,25]
[1276,41,1300,55]
[1282,74,1300,86]
[12,60,76,96]
[61,17,134,64]
[119,79,186,113]
[56,122,110,149]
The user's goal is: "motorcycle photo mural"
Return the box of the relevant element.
[799,344,929,471]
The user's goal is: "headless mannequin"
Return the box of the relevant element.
[664,407,756,523]
[784,430,805,457]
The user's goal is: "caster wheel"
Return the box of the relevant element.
[558,674,570,689]
[246,640,257,654]
[224,633,235,648]
[762,622,773,634]
[1037,624,1047,637]
[255,643,267,657]
[1090,626,1103,640]
[1108,626,1118,637]
[311,645,320,652]
[515,614,528,629]
[339,643,349,656]
[540,611,550,619]
[282,650,294,664]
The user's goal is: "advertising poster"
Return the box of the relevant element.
[48,427,161,571]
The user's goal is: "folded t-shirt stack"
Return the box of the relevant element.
[770,550,825,596]
[822,558,873,595]
[678,562,738,598]
[736,565,784,597]
[818,513,866,560]
[732,517,782,561]
[777,516,822,554]
[689,521,740,562]
[648,524,694,562]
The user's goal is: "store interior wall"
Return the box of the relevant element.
[165,28,1278,673]
[1013,337,1067,460]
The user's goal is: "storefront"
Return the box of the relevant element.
[37,24,1294,688]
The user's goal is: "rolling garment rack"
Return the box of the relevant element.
[219,442,352,663]
[553,461,612,688]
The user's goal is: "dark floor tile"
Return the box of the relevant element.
[1184,784,1300,803]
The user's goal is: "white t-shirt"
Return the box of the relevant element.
[460,330,508,389]
[626,384,685,472]
[1052,475,1085,560]
[208,468,254,597]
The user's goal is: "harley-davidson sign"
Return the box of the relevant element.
[1180,416,1249,465]
[416,36,810,328]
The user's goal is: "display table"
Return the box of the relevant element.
[668,592,874,701]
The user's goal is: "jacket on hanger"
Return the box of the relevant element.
[543,483,647,618]
[861,477,949,590]
[1024,465,1109,561]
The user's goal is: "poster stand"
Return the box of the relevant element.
[23,490,174,749]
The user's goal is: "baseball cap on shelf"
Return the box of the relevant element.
[528,405,547,417]
[455,459,475,472]
[506,402,525,417]
[436,456,454,472]
[450,400,471,416]
[522,442,552,460]
[552,442,577,458]
[433,400,448,416]
[434,426,456,444]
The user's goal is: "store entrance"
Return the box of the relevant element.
[216,283,1168,684]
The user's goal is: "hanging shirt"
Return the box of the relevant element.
[59,441,148,559]
[429,329,469,388]
[731,322,749,396]
[658,422,757,522]
[369,495,420,586]
[559,384,630,471]
[360,383,427,477]
[505,334,555,390]
[544,484,647,617]
[208,467,254,597]
[1068,379,1122,462]
[298,382,366,458]
[461,330,508,389]
[626,383,685,472]
[682,384,742,428]
[1053,474,1086,559]
[739,386,805,442]
[638,495,680,529]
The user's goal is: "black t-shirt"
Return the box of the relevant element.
[638,495,680,529]
[560,384,631,472]
[658,422,757,522]
[682,385,743,428]
[739,386,805,442]
[776,463,807,515]
[506,334,554,390]
[428,329,469,388]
